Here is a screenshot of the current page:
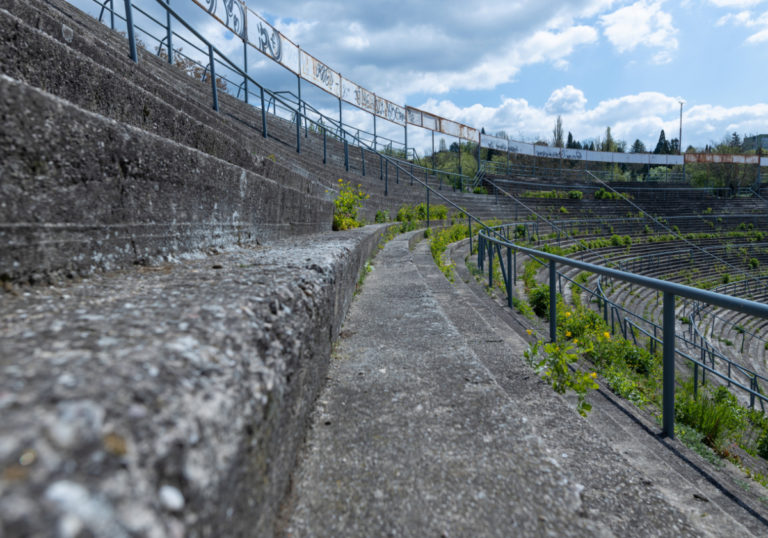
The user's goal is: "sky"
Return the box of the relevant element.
[70,0,768,154]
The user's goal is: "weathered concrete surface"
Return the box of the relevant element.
[446,240,767,536]
[0,74,333,283]
[279,232,703,537]
[0,225,389,537]
[0,2,322,199]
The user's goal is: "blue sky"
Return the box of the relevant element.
[70,1,768,153]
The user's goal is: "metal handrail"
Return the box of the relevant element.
[477,225,768,438]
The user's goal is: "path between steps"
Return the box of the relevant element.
[279,231,706,537]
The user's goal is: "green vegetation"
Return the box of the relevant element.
[374,210,389,223]
[593,187,627,201]
[355,261,374,295]
[525,339,598,416]
[396,203,449,232]
[428,219,500,281]
[332,179,369,230]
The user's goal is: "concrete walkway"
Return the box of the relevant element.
[279,232,705,537]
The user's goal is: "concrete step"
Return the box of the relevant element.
[0,0,323,199]
[0,225,389,537]
[280,232,705,536]
[0,74,331,282]
[446,239,768,536]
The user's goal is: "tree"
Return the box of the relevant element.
[552,115,564,148]
[669,138,680,154]
[438,138,447,152]
[729,132,741,149]
[602,127,616,152]
[630,139,646,153]
[653,129,670,154]
[566,132,582,149]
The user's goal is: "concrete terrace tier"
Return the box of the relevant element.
[0,226,388,537]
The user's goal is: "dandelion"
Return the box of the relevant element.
[526,329,533,336]
[590,372,597,378]
[603,331,611,339]
[574,338,579,344]
[565,311,572,318]
[565,331,572,337]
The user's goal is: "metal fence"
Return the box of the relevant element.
[477,223,768,438]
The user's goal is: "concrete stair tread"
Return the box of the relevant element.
[0,226,390,535]
[281,231,704,537]
[446,238,768,536]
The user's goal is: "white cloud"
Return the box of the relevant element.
[405,90,768,152]
[545,85,588,114]
[245,0,615,99]
[600,0,678,63]
[708,0,765,7]
[715,8,768,43]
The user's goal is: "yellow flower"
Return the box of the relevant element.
[565,331,572,337]
[338,178,343,183]
[590,372,597,378]
[603,331,611,339]
[574,338,578,344]
[526,329,533,336]
[565,311,572,318]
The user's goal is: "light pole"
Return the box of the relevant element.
[677,98,685,154]
[677,98,686,181]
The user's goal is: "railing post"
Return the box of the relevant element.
[110,0,115,30]
[242,41,247,103]
[507,246,513,308]
[693,361,699,401]
[296,110,301,153]
[205,47,220,111]
[166,8,173,64]
[124,0,138,63]
[426,187,430,229]
[260,87,267,138]
[663,291,676,439]
[468,216,472,254]
[478,235,483,271]
[384,160,388,196]
[549,260,557,343]
[488,241,493,288]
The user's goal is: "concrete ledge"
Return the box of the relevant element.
[0,224,390,537]
[0,2,324,199]
[0,75,333,282]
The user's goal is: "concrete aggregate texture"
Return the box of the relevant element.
[0,227,386,537]
[280,231,703,537]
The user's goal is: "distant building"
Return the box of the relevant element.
[743,134,768,151]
